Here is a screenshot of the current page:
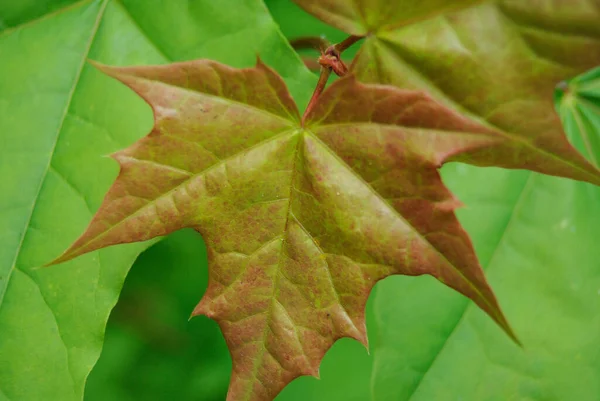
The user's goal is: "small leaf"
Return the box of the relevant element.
[555,66,600,167]
[50,58,528,401]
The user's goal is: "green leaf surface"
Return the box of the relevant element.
[0,0,79,31]
[371,68,600,400]
[556,66,600,167]
[0,1,313,400]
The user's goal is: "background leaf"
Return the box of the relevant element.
[0,1,313,400]
[371,69,600,401]
[293,0,600,183]
[556,67,600,167]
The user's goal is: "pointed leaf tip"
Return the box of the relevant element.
[87,59,117,76]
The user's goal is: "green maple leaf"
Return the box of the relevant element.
[50,50,600,399]
[556,67,600,166]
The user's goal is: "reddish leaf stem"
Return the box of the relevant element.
[318,48,348,77]
[290,36,330,52]
[334,35,363,53]
[300,34,365,125]
[302,67,331,126]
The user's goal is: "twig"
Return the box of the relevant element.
[302,67,332,126]
[334,35,363,53]
[290,36,330,53]
[300,34,365,124]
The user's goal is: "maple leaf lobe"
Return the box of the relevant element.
[50,59,300,266]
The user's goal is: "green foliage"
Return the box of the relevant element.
[1,0,600,401]
[86,229,230,401]
[556,67,600,167]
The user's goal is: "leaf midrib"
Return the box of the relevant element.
[241,130,302,401]
[0,0,108,306]
[0,0,109,397]
[118,71,300,125]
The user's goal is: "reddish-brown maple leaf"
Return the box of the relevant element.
[49,59,600,401]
